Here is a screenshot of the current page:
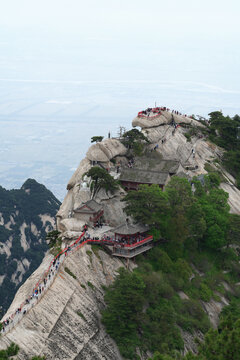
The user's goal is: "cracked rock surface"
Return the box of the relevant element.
[0,246,126,359]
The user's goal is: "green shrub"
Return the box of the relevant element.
[64,267,77,280]
[199,283,212,302]
[184,133,191,142]
[86,250,93,263]
[177,299,210,333]
[158,281,174,300]
[87,281,95,289]
[0,342,19,358]
[183,127,199,142]
[91,136,104,143]
[147,248,173,273]
[46,230,61,248]
[167,273,185,291]
[91,244,101,259]
[174,259,192,282]
[192,254,212,273]
[77,311,86,320]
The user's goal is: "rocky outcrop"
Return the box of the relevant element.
[135,114,220,177]
[86,138,127,163]
[220,183,240,214]
[201,296,229,329]
[0,245,126,360]
[58,111,240,238]
[132,111,204,129]
[58,138,128,235]
[2,109,240,359]
[133,112,240,214]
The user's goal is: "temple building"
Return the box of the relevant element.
[119,158,183,191]
[120,169,170,190]
[73,200,104,226]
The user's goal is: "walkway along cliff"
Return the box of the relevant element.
[1,106,240,359]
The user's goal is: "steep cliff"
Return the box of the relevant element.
[0,245,126,359]
[58,110,240,235]
[132,111,240,214]
[1,109,240,359]
[57,138,128,236]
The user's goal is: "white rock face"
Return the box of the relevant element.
[132,111,205,129]
[11,260,28,285]
[0,246,126,360]
[57,113,240,236]
[2,111,240,359]
[0,275,5,286]
[86,139,127,163]
[220,183,240,214]
[20,223,30,252]
[0,236,13,257]
[134,113,239,213]
[30,222,39,237]
[57,139,128,234]
[201,296,229,329]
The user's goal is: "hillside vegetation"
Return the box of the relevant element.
[208,111,240,187]
[0,179,61,313]
[102,113,240,359]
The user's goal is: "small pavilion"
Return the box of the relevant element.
[73,200,104,226]
[112,223,153,258]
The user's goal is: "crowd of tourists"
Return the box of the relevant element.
[138,106,167,117]
[0,231,87,335]
[114,235,148,246]
[0,224,151,335]
[137,106,193,119]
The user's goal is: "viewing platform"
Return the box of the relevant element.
[86,222,155,258]
[111,223,154,258]
[112,236,153,258]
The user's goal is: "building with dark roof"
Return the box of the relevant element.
[73,200,104,225]
[113,223,149,237]
[119,156,184,191]
[133,156,184,174]
[120,168,171,190]
[112,222,153,258]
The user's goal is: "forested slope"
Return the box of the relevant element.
[102,111,240,359]
[0,179,61,313]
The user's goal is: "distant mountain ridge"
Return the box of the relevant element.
[0,179,61,313]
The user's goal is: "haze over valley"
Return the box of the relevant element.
[0,0,240,199]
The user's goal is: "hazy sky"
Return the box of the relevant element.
[1,0,239,37]
[0,0,240,199]
[1,0,240,86]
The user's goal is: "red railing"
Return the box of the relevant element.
[137,107,193,119]
[119,235,153,248]
[138,112,161,119]
[1,233,153,333]
[90,210,104,224]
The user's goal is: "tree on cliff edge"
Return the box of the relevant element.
[84,166,119,198]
